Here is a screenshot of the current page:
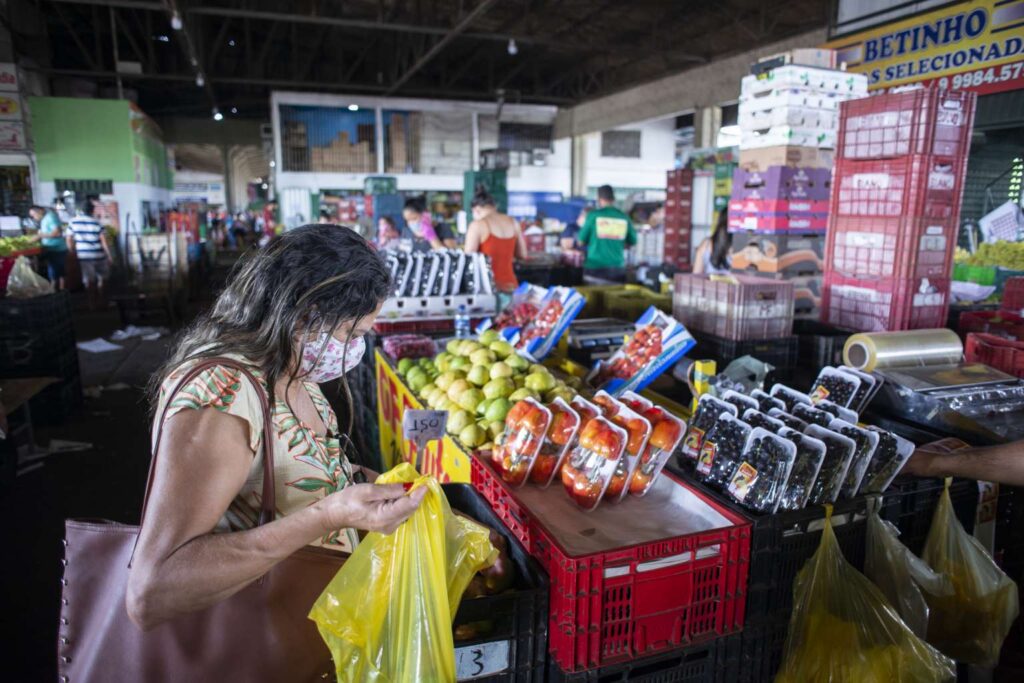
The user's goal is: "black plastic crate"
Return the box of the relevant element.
[549,638,723,683]
[689,331,799,369]
[0,290,74,331]
[792,319,851,369]
[721,620,788,683]
[878,476,977,557]
[29,376,83,425]
[443,484,548,683]
[0,344,79,381]
[0,292,77,374]
[996,485,1024,584]
[667,464,868,622]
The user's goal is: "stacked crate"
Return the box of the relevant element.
[664,168,693,270]
[730,61,867,320]
[821,89,976,331]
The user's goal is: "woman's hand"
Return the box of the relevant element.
[321,483,426,535]
[354,465,380,483]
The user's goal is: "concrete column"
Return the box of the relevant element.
[222,145,234,211]
[694,105,722,149]
[570,134,587,198]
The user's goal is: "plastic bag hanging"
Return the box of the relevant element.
[922,478,1020,667]
[865,508,952,639]
[776,506,955,683]
[6,255,53,297]
[309,463,498,682]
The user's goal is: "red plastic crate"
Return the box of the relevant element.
[821,273,950,331]
[838,89,976,160]
[957,310,1024,340]
[824,215,956,280]
[470,456,751,673]
[830,155,966,219]
[965,333,1024,378]
[1002,277,1024,313]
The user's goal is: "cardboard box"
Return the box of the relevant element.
[741,65,868,98]
[752,49,837,75]
[729,231,826,275]
[741,126,836,150]
[738,145,835,171]
[728,198,829,216]
[732,167,831,201]
[729,213,828,232]
[739,105,837,131]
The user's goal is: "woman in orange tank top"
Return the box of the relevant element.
[464,188,527,293]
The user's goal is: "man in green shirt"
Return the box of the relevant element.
[578,185,636,283]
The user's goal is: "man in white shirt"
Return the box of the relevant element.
[66,195,113,309]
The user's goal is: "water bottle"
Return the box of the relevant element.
[454,304,471,338]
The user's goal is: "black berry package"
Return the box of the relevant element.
[725,428,797,514]
[770,384,813,412]
[829,418,880,498]
[722,389,758,416]
[809,366,860,408]
[751,388,785,413]
[695,412,753,490]
[742,408,786,434]
[859,427,915,494]
[777,426,826,511]
[816,399,859,425]
[792,402,833,428]
[681,394,736,463]
[804,424,857,505]
[768,408,809,431]
[839,365,882,412]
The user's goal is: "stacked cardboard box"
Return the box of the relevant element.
[730,56,867,319]
[821,89,976,331]
[664,168,693,270]
[310,131,375,173]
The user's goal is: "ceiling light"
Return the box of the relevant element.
[154,34,170,43]
[212,108,223,122]
[269,160,276,168]
[195,73,204,87]
[507,39,518,56]
[230,106,238,114]
[170,12,183,31]
[261,183,269,190]
[347,104,359,112]
[228,39,236,47]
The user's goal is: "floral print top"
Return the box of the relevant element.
[154,358,359,553]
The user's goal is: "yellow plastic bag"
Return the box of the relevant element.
[922,478,1019,667]
[777,507,955,683]
[309,463,498,682]
[865,509,952,639]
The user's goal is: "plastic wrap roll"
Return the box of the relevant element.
[843,329,963,372]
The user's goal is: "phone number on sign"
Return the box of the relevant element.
[937,61,1023,90]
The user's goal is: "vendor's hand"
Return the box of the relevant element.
[321,482,425,535]
[900,447,938,478]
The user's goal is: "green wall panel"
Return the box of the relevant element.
[30,97,135,182]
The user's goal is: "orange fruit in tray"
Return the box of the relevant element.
[561,462,578,489]
[593,394,619,415]
[649,418,682,451]
[629,469,654,495]
[521,408,548,436]
[529,453,557,484]
[548,408,577,446]
[506,400,530,426]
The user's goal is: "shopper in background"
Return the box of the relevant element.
[129,225,425,633]
[693,210,733,275]
[66,195,113,310]
[578,185,636,283]
[560,206,588,254]
[376,216,401,250]
[29,204,67,290]
[318,210,333,224]
[464,187,527,296]
[402,197,457,250]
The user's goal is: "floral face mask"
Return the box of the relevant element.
[300,333,365,383]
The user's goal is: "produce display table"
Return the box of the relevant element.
[376,348,475,482]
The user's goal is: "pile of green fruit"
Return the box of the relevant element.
[0,236,37,257]
[956,241,1024,269]
[395,329,578,451]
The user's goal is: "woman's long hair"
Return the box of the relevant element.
[710,210,733,272]
[150,225,392,431]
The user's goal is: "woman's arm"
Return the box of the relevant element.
[902,441,1024,486]
[513,221,528,261]
[692,240,709,274]
[127,407,423,630]
[463,220,482,254]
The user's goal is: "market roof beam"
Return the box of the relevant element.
[385,0,499,96]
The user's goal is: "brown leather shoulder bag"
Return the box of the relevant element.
[58,358,343,682]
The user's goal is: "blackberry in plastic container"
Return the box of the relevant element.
[681,396,735,463]
[751,389,785,413]
[770,384,813,412]
[792,403,832,428]
[806,426,857,505]
[726,433,795,513]
[778,428,826,511]
[697,416,752,490]
[743,409,784,434]
[831,421,879,498]
[722,390,758,416]
[859,428,912,494]
[768,408,808,431]
[810,368,859,408]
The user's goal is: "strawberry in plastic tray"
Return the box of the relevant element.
[621,391,686,497]
[560,416,628,511]
[491,398,552,487]
[479,283,548,335]
[593,391,652,502]
[529,397,581,487]
[588,306,695,395]
[514,286,585,361]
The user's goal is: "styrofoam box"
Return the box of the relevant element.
[741,126,837,150]
[741,66,868,98]
[739,106,837,131]
[740,89,848,112]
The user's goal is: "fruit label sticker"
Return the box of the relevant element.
[696,441,717,476]
[403,409,448,451]
[809,385,830,404]
[727,462,759,502]
[595,217,628,240]
[682,426,704,460]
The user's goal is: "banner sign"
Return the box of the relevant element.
[824,0,1024,95]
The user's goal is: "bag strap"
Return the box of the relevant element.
[131,358,276,565]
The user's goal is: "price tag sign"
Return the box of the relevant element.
[454,640,510,680]
[402,409,447,453]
